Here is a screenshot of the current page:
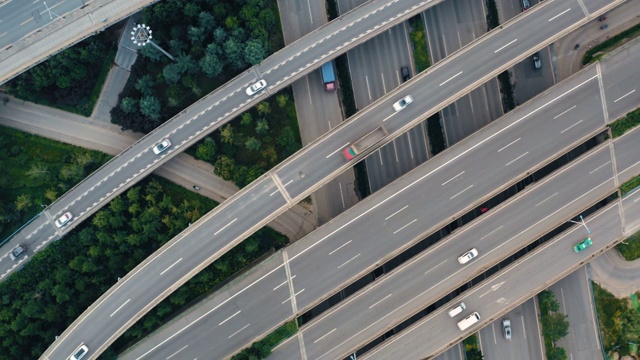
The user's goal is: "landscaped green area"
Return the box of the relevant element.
[5,32,117,116]
[408,16,431,73]
[462,333,483,360]
[616,230,640,261]
[190,87,301,188]
[111,0,284,133]
[231,320,298,359]
[583,22,640,65]
[609,107,640,138]
[0,126,111,242]
[593,283,640,358]
[620,173,640,196]
[538,290,570,360]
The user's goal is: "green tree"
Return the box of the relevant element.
[196,138,217,161]
[25,163,50,180]
[44,188,58,202]
[140,44,163,62]
[183,2,201,18]
[245,137,261,151]
[214,155,236,180]
[276,94,289,108]
[466,349,484,360]
[14,194,32,211]
[220,124,235,144]
[543,312,569,342]
[256,101,270,116]
[224,37,245,70]
[135,75,155,97]
[546,346,567,360]
[199,45,224,77]
[139,96,162,121]
[244,39,266,65]
[198,12,216,31]
[255,119,269,135]
[241,112,253,126]
[169,39,188,55]
[163,63,182,84]
[120,97,138,114]
[539,290,560,312]
[187,26,206,45]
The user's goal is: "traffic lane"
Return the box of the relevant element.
[121,254,292,360]
[433,343,463,360]
[582,0,618,14]
[285,144,615,360]
[512,47,556,106]
[622,187,640,235]
[612,125,640,184]
[46,177,289,360]
[363,202,624,359]
[277,0,591,199]
[0,0,77,46]
[550,267,602,360]
[479,302,541,360]
[285,67,605,310]
[600,39,640,122]
[269,332,304,360]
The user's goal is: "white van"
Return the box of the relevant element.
[457,311,481,331]
[448,302,466,317]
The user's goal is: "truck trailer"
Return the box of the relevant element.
[342,126,389,160]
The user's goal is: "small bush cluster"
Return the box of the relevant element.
[609,107,640,138]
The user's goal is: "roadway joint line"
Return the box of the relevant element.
[269,173,294,204]
[596,62,609,123]
[282,251,299,314]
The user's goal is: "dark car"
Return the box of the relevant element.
[401,66,411,82]
[10,244,27,261]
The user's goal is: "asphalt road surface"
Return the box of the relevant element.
[479,299,544,360]
[550,267,602,360]
[267,143,616,360]
[123,63,611,360]
[0,0,80,47]
[43,1,623,358]
[362,200,625,359]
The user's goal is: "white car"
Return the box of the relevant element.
[458,248,479,264]
[153,138,172,155]
[392,95,413,111]
[245,80,267,96]
[68,343,89,360]
[55,212,73,228]
[502,319,512,340]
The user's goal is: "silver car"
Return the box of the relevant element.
[68,344,89,360]
[9,244,27,261]
[458,248,479,264]
[152,138,172,155]
[55,212,73,228]
[392,95,414,111]
[245,80,267,96]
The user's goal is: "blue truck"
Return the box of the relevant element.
[321,61,336,92]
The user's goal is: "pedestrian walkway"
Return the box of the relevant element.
[590,248,640,298]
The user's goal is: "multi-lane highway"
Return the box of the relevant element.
[361,197,625,359]
[121,59,613,359]
[269,143,616,359]
[39,0,626,358]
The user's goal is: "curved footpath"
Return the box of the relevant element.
[0,98,317,241]
[590,248,640,298]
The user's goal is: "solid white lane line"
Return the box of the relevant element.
[228,324,251,339]
[329,240,352,255]
[494,39,517,53]
[521,315,527,339]
[369,294,393,309]
[110,299,131,317]
[337,254,361,269]
[614,89,636,103]
[480,226,504,241]
[424,259,447,275]
[394,219,417,234]
[166,345,188,360]
[548,8,571,22]
[535,192,558,207]
[439,71,463,87]
[560,120,583,134]
[589,161,611,174]
[498,138,521,152]
[450,185,474,200]
[442,171,465,186]
[505,152,529,166]
[553,105,576,119]
[385,205,408,220]
[219,310,241,326]
[214,218,237,235]
[327,143,350,158]
[160,258,183,275]
[314,328,337,344]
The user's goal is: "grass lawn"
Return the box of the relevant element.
[610,107,640,138]
[616,230,640,261]
[593,283,640,357]
[409,15,431,73]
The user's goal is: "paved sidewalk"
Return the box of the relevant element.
[590,248,640,298]
[0,98,317,240]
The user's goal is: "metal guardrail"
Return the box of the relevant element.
[0,211,42,248]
